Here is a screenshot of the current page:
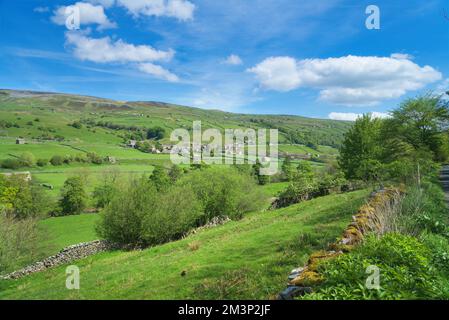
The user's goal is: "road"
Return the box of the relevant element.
[440,165,449,204]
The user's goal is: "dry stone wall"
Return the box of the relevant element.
[278,187,404,300]
[1,240,117,280]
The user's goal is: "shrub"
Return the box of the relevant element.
[177,167,264,223]
[0,215,43,274]
[0,175,51,219]
[96,177,203,247]
[150,166,171,192]
[58,177,87,216]
[1,158,22,170]
[93,184,116,208]
[36,158,48,167]
[141,186,202,245]
[96,177,158,246]
[50,155,64,166]
[87,152,103,165]
[19,152,36,167]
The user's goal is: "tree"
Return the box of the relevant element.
[19,152,36,167]
[59,177,87,215]
[150,166,171,192]
[338,114,383,181]
[168,165,183,183]
[147,127,166,140]
[253,159,270,185]
[281,156,295,181]
[384,95,449,162]
[50,155,64,166]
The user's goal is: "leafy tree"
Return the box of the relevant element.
[1,158,22,170]
[253,159,270,185]
[59,177,87,215]
[36,158,48,167]
[338,114,383,181]
[168,165,183,183]
[281,156,296,181]
[50,155,64,166]
[93,185,116,209]
[19,152,36,167]
[147,127,166,140]
[150,166,171,192]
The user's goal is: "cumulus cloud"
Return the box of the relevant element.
[65,32,174,63]
[328,112,391,121]
[138,63,179,82]
[51,2,116,30]
[65,32,178,82]
[117,0,195,21]
[223,54,243,65]
[248,55,442,105]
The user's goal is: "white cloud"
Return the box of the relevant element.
[65,32,178,82]
[223,54,243,65]
[328,112,391,121]
[249,54,442,105]
[117,0,195,21]
[65,32,174,63]
[138,63,179,82]
[84,0,116,8]
[248,56,300,92]
[52,2,116,30]
[390,53,413,60]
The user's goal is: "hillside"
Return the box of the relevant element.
[0,89,351,149]
[0,190,368,300]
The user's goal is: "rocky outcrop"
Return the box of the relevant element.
[278,187,404,300]
[0,240,118,280]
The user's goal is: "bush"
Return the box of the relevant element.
[93,184,116,208]
[96,178,158,246]
[58,177,87,216]
[96,177,203,247]
[19,152,36,167]
[0,175,51,219]
[87,152,103,165]
[50,155,64,166]
[36,158,48,167]
[141,186,202,245]
[177,167,264,223]
[0,215,43,275]
[1,158,23,170]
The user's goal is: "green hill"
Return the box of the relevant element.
[0,190,368,300]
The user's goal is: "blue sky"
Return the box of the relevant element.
[0,0,448,120]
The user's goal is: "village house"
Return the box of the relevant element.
[127,140,137,148]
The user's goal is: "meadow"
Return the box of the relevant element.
[0,190,368,300]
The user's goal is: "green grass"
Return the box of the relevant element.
[38,214,101,252]
[0,190,369,300]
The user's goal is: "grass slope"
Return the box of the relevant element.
[38,214,101,253]
[0,190,368,300]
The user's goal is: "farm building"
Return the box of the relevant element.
[127,140,137,148]
[1,171,32,182]
[16,138,25,144]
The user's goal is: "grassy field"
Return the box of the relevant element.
[38,214,101,252]
[0,190,369,300]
